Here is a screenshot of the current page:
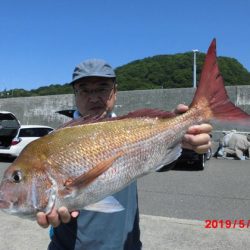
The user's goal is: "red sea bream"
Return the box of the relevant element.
[0,39,249,218]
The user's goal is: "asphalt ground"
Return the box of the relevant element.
[1,158,250,250]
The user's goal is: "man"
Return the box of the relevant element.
[216,131,250,160]
[224,133,250,160]
[37,59,212,249]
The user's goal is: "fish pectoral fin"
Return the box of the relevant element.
[65,151,124,189]
[83,196,124,213]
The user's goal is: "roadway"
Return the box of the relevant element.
[138,158,250,220]
[0,158,250,249]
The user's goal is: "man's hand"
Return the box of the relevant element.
[36,207,79,228]
[174,104,212,154]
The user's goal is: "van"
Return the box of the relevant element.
[0,111,21,151]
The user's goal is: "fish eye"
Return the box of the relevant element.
[12,171,22,183]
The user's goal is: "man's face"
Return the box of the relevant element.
[73,77,117,118]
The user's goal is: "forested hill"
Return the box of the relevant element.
[116,52,250,90]
[1,52,250,97]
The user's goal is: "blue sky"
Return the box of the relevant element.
[0,0,249,91]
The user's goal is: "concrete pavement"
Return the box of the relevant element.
[140,215,250,250]
[1,159,250,249]
[1,211,250,250]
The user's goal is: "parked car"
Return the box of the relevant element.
[174,147,212,170]
[0,111,21,151]
[56,109,75,118]
[0,112,53,157]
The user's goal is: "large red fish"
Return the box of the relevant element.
[0,39,249,218]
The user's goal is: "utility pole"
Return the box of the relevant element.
[192,49,199,88]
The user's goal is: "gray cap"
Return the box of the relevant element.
[70,59,116,85]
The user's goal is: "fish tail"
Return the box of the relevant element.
[190,39,250,124]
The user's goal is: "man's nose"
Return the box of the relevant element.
[88,93,100,102]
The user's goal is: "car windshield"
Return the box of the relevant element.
[0,116,19,129]
[19,128,53,137]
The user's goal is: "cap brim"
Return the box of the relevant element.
[70,74,116,85]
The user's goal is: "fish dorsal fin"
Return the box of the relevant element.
[64,151,124,190]
[115,109,176,120]
[58,109,176,129]
[56,114,103,129]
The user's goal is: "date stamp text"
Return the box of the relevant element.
[205,219,250,229]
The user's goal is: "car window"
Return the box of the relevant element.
[0,115,19,137]
[0,118,19,128]
[19,128,53,137]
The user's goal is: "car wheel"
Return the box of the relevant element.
[194,154,205,170]
[206,148,212,160]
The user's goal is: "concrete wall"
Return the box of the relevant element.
[0,94,75,128]
[0,86,249,131]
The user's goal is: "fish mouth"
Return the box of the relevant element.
[0,199,11,209]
